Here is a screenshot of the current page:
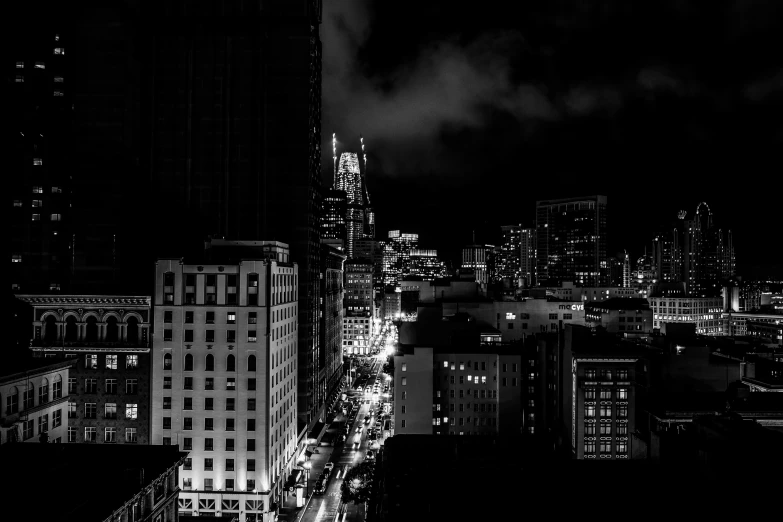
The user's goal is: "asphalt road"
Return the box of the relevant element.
[299,350,387,522]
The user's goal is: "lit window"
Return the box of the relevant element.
[126,428,137,443]
[14,200,22,207]
[35,62,45,69]
[54,91,64,97]
[32,184,43,192]
[15,75,24,83]
[51,213,62,221]
[12,255,22,263]
[126,404,138,419]
[54,48,65,55]
[16,61,24,68]
[126,354,138,368]
[54,76,63,83]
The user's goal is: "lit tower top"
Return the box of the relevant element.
[335,152,364,205]
[332,132,338,179]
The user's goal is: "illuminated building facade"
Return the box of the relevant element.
[321,189,347,248]
[631,254,656,292]
[0,356,76,444]
[343,259,374,354]
[319,243,346,402]
[17,294,153,444]
[382,231,419,286]
[497,226,522,283]
[334,153,365,259]
[723,312,783,346]
[542,282,646,302]
[393,344,523,436]
[536,195,608,287]
[520,228,537,288]
[404,249,447,281]
[152,241,299,522]
[648,296,723,334]
[462,244,494,286]
[563,325,646,460]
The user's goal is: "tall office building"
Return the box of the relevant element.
[382,231,419,286]
[152,241,298,521]
[461,244,494,286]
[321,189,347,248]
[498,226,522,283]
[334,153,364,258]
[144,2,324,428]
[343,259,374,355]
[520,228,536,288]
[404,249,448,281]
[536,195,608,287]
[319,243,346,401]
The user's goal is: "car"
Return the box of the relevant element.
[324,462,334,472]
[366,450,375,460]
[364,416,371,424]
[314,480,325,495]
[356,426,363,433]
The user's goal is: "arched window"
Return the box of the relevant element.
[248,354,256,372]
[44,315,57,343]
[184,353,193,371]
[64,316,77,342]
[85,316,98,342]
[52,375,63,399]
[127,316,139,344]
[106,316,118,342]
[164,353,172,370]
[226,354,235,372]
[6,386,19,414]
[39,378,49,404]
[205,354,214,372]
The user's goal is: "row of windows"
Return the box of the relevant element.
[173,418,260,432]
[75,402,138,419]
[584,406,629,418]
[70,378,138,395]
[71,426,137,443]
[163,272,296,306]
[431,417,498,427]
[174,353,255,372]
[584,388,629,400]
[584,441,628,455]
[182,478,258,493]
[18,411,62,440]
[183,457,256,472]
[584,423,629,435]
[583,369,629,380]
[5,377,63,414]
[179,437,255,452]
[164,396,258,411]
[84,354,139,370]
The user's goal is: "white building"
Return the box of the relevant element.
[648,296,723,334]
[152,241,298,522]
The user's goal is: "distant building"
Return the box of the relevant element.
[520,228,536,288]
[382,231,419,286]
[723,312,782,346]
[461,244,493,286]
[394,321,523,436]
[741,359,783,392]
[542,282,646,303]
[152,241,299,520]
[0,443,186,522]
[320,243,346,402]
[320,189,347,248]
[562,325,649,459]
[383,286,401,321]
[403,249,447,281]
[584,298,653,335]
[17,293,152,444]
[344,259,374,354]
[1,355,76,444]
[536,195,608,287]
[648,295,723,334]
[498,225,522,283]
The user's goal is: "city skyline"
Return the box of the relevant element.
[321,0,782,278]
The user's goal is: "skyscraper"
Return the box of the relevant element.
[333,152,373,258]
[383,231,419,286]
[520,228,536,288]
[321,189,347,248]
[144,2,324,427]
[498,225,522,284]
[536,195,608,287]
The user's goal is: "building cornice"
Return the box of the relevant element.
[16,295,151,306]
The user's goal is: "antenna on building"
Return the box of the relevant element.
[332,133,337,179]
[360,134,367,173]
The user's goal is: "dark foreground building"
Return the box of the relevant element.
[0,443,186,522]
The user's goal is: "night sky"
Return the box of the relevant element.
[321,0,783,277]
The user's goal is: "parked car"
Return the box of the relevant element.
[324,462,334,472]
[366,450,375,461]
[314,480,325,495]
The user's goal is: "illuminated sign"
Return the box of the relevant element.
[505,313,516,320]
[559,304,584,311]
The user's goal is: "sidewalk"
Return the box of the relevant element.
[278,444,335,522]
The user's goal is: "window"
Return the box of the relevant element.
[248,378,257,391]
[184,418,192,430]
[84,427,97,442]
[248,274,259,305]
[617,370,629,380]
[50,213,62,221]
[184,354,193,371]
[226,418,235,431]
[205,378,214,390]
[16,61,23,68]
[184,377,193,390]
[126,355,138,368]
[32,214,41,221]
[54,47,65,55]
[601,370,613,381]
[68,402,76,418]
[184,458,192,470]
[204,458,214,471]
[164,329,173,341]
[85,354,98,369]
[248,459,256,471]
[105,403,117,419]
[248,312,257,324]
[163,397,172,410]
[401,377,407,386]
[617,388,628,400]
[183,438,193,451]
[401,419,406,428]
[126,404,138,419]
[584,442,596,455]
[105,354,118,370]
[126,428,137,443]
[585,406,596,418]
[227,354,236,372]
[38,414,49,434]
[402,391,407,400]
[247,479,256,491]
[206,354,214,371]
[549,313,558,320]
[68,427,77,442]
[164,311,173,323]
[617,406,628,418]
[227,312,236,324]
[183,478,192,490]
[205,418,214,431]
[206,330,215,342]
[584,388,596,400]
[105,427,116,443]
[600,388,611,400]
[226,398,235,411]
[205,438,214,451]
[401,363,407,372]
[617,442,628,454]
[248,399,256,411]
[600,443,612,455]
[247,439,255,451]
[617,424,628,436]
[184,330,193,342]
[585,423,596,435]
[585,368,596,380]
[248,330,257,342]
[247,419,256,431]
[226,479,235,491]
[163,353,172,370]
[227,378,236,390]
[226,458,235,471]
[600,406,612,418]
[205,274,217,303]
[185,311,194,324]
[204,398,214,411]
[163,272,175,303]
[600,423,612,436]
[227,330,236,343]
[84,379,97,394]
[126,379,138,394]
[226,275,238,304]
[39,381,49,404]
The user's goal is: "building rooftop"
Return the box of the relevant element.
[0,444,186,522]
[0,353,77,384]
[398,318,499,349]
[586,297,650,311]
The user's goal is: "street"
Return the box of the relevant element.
[297,334,391,522]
